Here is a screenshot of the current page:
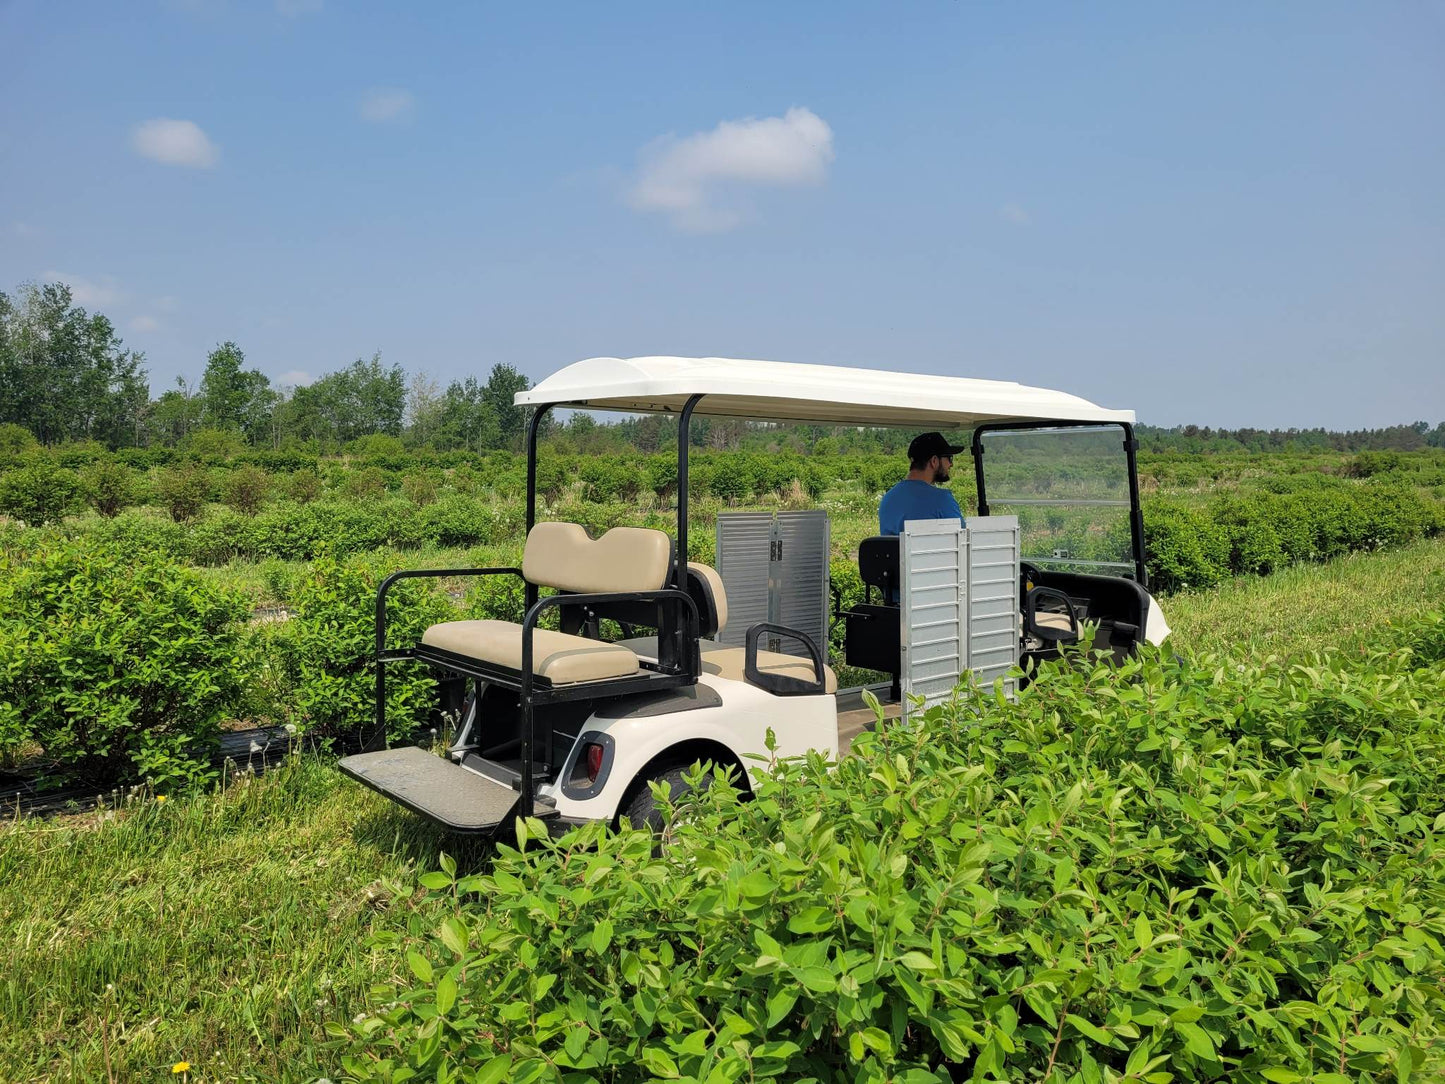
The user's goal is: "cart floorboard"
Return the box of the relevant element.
[339,746,551,834]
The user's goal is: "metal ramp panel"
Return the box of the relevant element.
[716,510,830,654]
[899,515,1020,715]
[965,516,1021,696]
[338,746,550,835]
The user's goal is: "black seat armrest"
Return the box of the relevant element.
[743,623,828,696]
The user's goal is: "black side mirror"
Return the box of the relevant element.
[1024,586,1080,643]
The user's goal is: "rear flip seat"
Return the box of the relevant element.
[420,522,672,685]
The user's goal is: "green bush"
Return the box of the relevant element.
[707,456,750,502]
[80,458,137,518]
[0,453,83,526]
[157,462,212,523]
[0,422,37,460]
[285,551,457,742]
[402,470,442,507]
[1143,502,1230,591]
[222,464,272,515]
[344,466,389,500]
[0,540,247,789]
[332,627,1445,1083]
[287,467,324,504]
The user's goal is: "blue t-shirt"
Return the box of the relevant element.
[878,479,964,535]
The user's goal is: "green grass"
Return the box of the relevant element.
[0,757,466,1084]
[4,538,1444,1082]
[1164,534,1445,659]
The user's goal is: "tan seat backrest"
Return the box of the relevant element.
[687,562,728,636]
[523,522,673,595]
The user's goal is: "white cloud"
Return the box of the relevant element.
[276,369,315,387]
[129,315,162,333]
[276,0,323,15]
[359,88,415,123]
[628,106,835,233]
[999,202,1031,225]
[41,272,123,308]
[131,118,220,168]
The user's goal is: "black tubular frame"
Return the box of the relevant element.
[367,566,522,753]
[971,419,1148,588]
[372,564,701,816]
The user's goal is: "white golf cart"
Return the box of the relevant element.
[339,356,1169,837]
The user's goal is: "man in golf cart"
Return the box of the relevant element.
[878,431,967,535]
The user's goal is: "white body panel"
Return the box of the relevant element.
[540,672,837,823]
[1144,593,1171,646]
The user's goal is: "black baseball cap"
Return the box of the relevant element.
[908,432,965,461]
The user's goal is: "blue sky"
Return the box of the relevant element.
[2,1,1441,429]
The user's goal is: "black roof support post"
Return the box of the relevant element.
[665,394,704,674]
[1122,422,1148,587]
[675,394,704,588]
[970,430,989,517]
[524,404,552,612]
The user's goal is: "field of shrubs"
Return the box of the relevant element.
[1,437,1443,792]
[0,429,1442,1080]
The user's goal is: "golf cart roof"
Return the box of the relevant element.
[515,356,1134,428]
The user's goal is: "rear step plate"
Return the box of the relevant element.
[339,746,548,834]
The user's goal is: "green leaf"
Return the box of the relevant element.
[787,906,833,934]
[1259,1070,1302,1083]
[1065,1014,1116,1047]
[1134,913,1152,953]
[641,1047,679,1078]
[418,871,452,891]
[766,987,798,1028]
[753,1040,801,1060]
[898,951,938,972]
[1174,1020,1216,1061]
[793,966,837,993]
[438,919,467,957]
[407,950,433,984]
[591,919,614,954]
[473,1054,512,1084]
[435,973,456,1015]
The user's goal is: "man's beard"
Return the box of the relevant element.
[934,464,951,483]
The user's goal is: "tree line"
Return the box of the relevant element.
[2,280,1442,455]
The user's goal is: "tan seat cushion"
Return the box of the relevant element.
[686,562,728,635]
[423,620,640,684]
[523,522,672,594]
[616,637,838,695]
[1033,612,1076,633]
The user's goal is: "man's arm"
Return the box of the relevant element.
[942,489,964,522]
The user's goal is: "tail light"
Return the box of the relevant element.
[584,742,605,783]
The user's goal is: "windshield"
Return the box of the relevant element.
[977,425,1138,578]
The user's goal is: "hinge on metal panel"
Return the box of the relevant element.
[769,539,783,562]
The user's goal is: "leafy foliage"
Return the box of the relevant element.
[332,626,1445,1083]
[281,551,457,742]
[0,452,83,526]
[222,463,272,515]
[80,457,137,518]
[156,461,212,523]
[0,539,247,788]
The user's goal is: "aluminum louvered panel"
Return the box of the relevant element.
[899,518,968,714]
[714,513,773,646]
[965,516,1020,697]
[773,510,830,655]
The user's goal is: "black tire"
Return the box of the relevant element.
[621,765,696,835]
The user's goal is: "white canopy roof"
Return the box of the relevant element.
[515,356,1133,428]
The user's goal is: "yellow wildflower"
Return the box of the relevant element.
[172,1062,190,1074]
[156,795,167,803]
